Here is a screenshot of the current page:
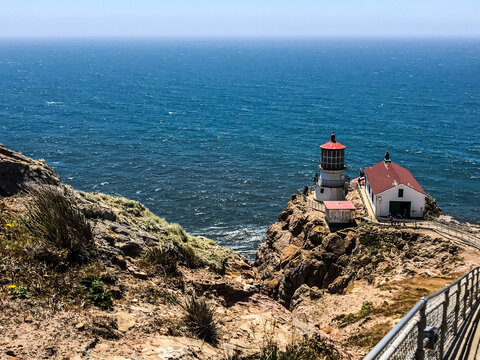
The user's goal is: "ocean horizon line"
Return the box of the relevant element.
[1,35,480,42]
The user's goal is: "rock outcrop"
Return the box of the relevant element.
[0,145,60,196]
[255,194,461,308]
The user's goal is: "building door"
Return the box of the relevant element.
[389,201,411,218]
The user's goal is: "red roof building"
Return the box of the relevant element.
[323,201,356,210]
[364,161,425,195]
[363,156,426,218]
[324,200,356,224]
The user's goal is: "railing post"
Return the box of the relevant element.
[416,299,426,360]
[463,278,468,320]
[454,283,460,334]
[469,272,474,311]
[475,268,479,301]
[440,288,449,359]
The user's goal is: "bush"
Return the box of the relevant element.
[181,245,201,268]
[240,335,340,360]
[9,285,30,299]
[80,275,113,310]
[336,302,374,327]
[182,295,218,345]
[139,247,178,275]
[24,186,94,264]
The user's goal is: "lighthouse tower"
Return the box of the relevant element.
[314,133,348,201]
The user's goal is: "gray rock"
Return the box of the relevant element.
[119,240,144,258]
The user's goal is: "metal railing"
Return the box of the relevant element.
[365,267,480,360]
[355,182,480,250]
[297,186,326,213]
[302,195,325,212]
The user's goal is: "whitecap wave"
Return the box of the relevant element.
[191,224,267,261]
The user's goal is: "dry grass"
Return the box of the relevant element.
[347,274,463,350]
[375,275,460,318]
[182,295,218,345]
[24,186,94,264]
[349,322,394,349]
[236,334,340,360]
[0,195,106,310]
[138,247,178,275]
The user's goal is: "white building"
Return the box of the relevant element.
[324,201,356,224]
[363,153,426,218]
[314,134,349,201]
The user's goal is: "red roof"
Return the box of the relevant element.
[323,201,356,210]
[364,161,425,195]
[320,134,346,150]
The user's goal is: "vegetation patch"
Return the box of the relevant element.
[336,303,373,327]
[181,295,218,345]
[24,186,95,265]
[140,283,178,305]
[80,192,236,272]
[139,247,178,275]
[9,284,30,299]
[236,334,340,360]
[374,275,458,318]
[348,322,393,349]
[80,275,113,310]
[347,275,461,350]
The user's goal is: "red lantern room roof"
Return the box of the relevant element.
[320,134,346,150]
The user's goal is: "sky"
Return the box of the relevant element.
[1,0,480,38]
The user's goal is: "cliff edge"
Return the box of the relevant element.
[0,144,478,360]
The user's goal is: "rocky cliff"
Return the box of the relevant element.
[0,144,478,360]
[254,194,461,308]
[0,145,342,360]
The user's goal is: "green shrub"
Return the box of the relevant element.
[24,186,94,264]
[139,247,178,275]
[240,335,340,360]
[181,245,201,268]
[336,302,373,327]
[182,295,217,345]
[9,285,30,299]
[80,275,113,310]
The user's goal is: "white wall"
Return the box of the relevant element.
[365,177,377,213]
[326,209,354,223]
[374,185,425,218]
[314,186,345,201]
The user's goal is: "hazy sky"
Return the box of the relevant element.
[1,0,479,38]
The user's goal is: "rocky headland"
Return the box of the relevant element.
[0,145,478,359]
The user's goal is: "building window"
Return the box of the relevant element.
[320,188,324,193]
[398,189,404,198]
[371,192,374,202]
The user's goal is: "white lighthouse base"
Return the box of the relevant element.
[314,185,346,201]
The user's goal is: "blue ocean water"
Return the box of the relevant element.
[0,39,479,259]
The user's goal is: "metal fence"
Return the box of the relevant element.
[296,186,326,212]
[365,267,480,360]
[302,195,325,212]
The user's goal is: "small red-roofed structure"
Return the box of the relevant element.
[324,200,356,223]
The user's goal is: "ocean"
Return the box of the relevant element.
[1,39,479,259]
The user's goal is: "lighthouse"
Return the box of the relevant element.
[314,133,348,201]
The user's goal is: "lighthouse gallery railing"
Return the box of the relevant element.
[364,267,480,360]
